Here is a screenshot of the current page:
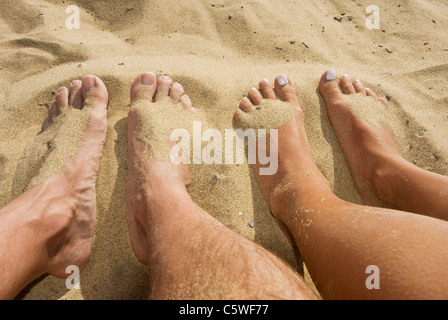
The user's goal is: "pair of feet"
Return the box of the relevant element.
[35,70,402,282]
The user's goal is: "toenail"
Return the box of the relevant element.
[261,79,269,84]
[342,74,349,79]
[160,76,171,81]
[70,80,80,87]
[141,72,155,85]
[83,76,96,89]
[354,79,361,84]
[326,70,337,81]
[277,74,289,86]
[250,87,257,91]
[174,82,182,87]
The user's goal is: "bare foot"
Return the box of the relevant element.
[126,72,195,264]
[233,75,329,245]
[318,70,407,204]
[33,75,108,277]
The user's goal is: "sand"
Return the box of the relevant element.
[0,0,448,300]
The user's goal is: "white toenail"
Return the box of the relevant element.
[365,88,370,91]
[250,87,257,91]
[262,79,269,83]
[354,79,361,83]
[277,74,289,86]
[326,70,337,81]
[342,74,349,79]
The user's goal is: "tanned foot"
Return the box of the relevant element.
[33,75,108,278]
[126,72,195,265]
[318,70,407,204]
[233,75,329,246]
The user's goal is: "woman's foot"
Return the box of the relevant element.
[126,72,196,264]
[318,70,408,205]
[233,75,329,244]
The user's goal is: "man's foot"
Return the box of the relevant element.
[233,75,329,245]
[318,70,407,204]
[32,75,108,278]
[126,72,195,264]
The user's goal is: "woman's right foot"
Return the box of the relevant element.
[318,70,409,205]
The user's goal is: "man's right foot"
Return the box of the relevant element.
[318,70,408,204]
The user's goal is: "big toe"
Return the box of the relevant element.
[318,70,346,107]
[130,72,157,104]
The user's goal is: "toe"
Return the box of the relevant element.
[353,79,367,95]
[69,80,83,109]
[48,100,57,122]
[274,74,299,107]
[259,79,276,100]
[55,87,69,115]
[239,97,253,112]
[248,87,263,105]
[378,97,389,107]
[130,72,157,104]
[340,75,357,94]
[180,94,192,110]
[81,75,108,121]
[233,108,244,127]
[319,70,346,106]
[365,88,379,101]
[170,82,185,104]
[154,76,173,101]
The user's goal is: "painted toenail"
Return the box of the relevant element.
[354,79,361,84]
[141,72,155,85]
[342,74,349,79]
[83,76,96,89]
[250,87,257,91]
[277,74,289,86]
[262,79,269,83]
[326,70,337,81]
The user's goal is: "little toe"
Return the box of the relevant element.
[48,100,57,122]
[69,80,83,109]
[239,97,253,112]
[353,79,367,95]
[340,75,357,94]
[130,72,157,104]
[180,95,193,111]
[154,76,173,102]
[170,82,185,104]
[259,79,276,100]
[274,74,299,108]
[365,88,379,101]
[55,87,69,115]
[248,87,263,105]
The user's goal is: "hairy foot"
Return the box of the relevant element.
[233,75,328,245]
[318,70,406,204]
[126,72,196,264]
[29,76,108,278]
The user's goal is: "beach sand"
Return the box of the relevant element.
[0,0,447,299]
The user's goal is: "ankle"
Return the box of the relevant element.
[369,155,413,205]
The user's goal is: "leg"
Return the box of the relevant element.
[0,76,108,299]
[233,74,448,300]
[126,72,317,300]
[319,70,448,221]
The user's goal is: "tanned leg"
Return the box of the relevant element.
[233,74,448,300]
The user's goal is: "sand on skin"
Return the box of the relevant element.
[0,0,447,299]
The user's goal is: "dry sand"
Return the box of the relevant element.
[0,0,447,299]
